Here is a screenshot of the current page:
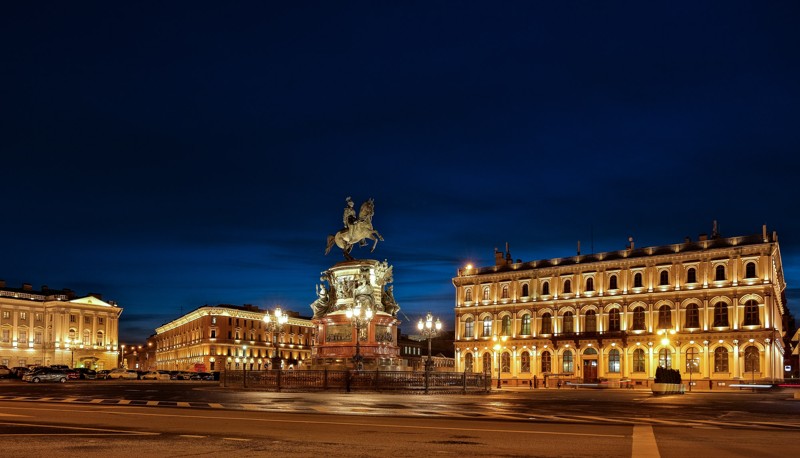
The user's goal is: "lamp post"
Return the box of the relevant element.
[493,335,508,389]
[263,307,289,371]
[346,303,373,371]
[417,312,442,394]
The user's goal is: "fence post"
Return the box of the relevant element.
[346,369,351,393]
[323,368,328,391]
[462,370,467,394]
[374,368,379,391]
[276,369,282,392]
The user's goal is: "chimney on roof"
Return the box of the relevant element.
[505,242,512,263]
[577,240,581,256]
[627,236,634,250]
[698,233,708,241]
[494,247,503,266]
[22,283,32,291]
[712,220,720,239]
[762,224,768,242]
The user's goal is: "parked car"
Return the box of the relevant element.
[75,368,97,380]
[190,372,214,381]
[173,371,195,380]
[0,365,13,378]
[141,371,171,380]
[96,370,111,380]
[65,369,80,380]
[23,367,68,383]
[105,369,139,380]
[49,364,70,371]
[12,367,31,378]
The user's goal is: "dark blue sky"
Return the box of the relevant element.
[2,2,798,343]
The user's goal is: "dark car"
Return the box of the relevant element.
[65,369,81,380]
[75,368,97,380]
[96,370,111,380]
[12,367,30,378]
[0,365,13,379]
[189,372,214,381]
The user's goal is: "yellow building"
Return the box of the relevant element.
[0,281,123,370]
[452,227,788,389]
[154,304,314,372]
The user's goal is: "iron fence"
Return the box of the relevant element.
[222,369,490,393]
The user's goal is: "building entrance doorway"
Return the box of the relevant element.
[583,359,597,383]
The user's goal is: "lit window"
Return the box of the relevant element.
[687,267,697,283]
[501,285,509,299]
[541,281,550,296]
[521,284,529,297]
[686,348,699,373]
[541,351,552,373]
[482,317,492,337]
[464,318,474,338]
[541,313,552,334]
[501,352,510,373]
[713,302,729,327]
[632,307,646,330]
[563,350,574,373]
[714,347,729,372]
[659,270,669,286]
[658,348,672,369]
[562,312,574,333]
[609,275,618,290]
[744,346,759,372]
[745,262,757,279]
[520,351,530,373]
[685,304,700,328]
[633,348,645,372]
[520,314,531,335]
[586,277,594,292]
[563,279,572,294]
[465,353,474,372]
[465,289,472,302]
[608,349,620,373]
[501,316,511,336]
[658,305,672,328]
[743,300,760,326]
[715,265,726,281]
[585,310,597,332]
[608,309,620,332]
[633,272,643,288]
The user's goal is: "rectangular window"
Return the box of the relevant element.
[84,316,92,324]
[70,314,77,323]
[34,332,42,344]
[35,313,43,322]
[20,312,27,320]
[19,330,27,342]
[1,329,9,342]
[633,349,646,372]
[2,311,9,319]
[98,317,104,325]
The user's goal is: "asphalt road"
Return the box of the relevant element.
[0,379,798,457]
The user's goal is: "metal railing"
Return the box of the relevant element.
[222,369,490,393]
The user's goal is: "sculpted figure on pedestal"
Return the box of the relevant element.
[325,197,384,260]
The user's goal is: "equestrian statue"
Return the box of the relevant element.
[325,197,384,260]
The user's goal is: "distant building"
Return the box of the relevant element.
[399,330,455,371]
[0,280,123,370]
[154,304,314,372]
[453,226,789,389]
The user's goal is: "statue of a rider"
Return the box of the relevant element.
[325,196,384,260]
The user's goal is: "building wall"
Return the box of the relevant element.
[0,286,123,370]
[452,232,788,388]
[155,305,315,372]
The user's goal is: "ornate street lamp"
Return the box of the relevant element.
[263,307,289,370]
[493,335,508,389]
[417,312,442,372]
[418,312,442,395]
[346,303,373,370]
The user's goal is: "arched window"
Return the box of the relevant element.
[96,331,104,346]
[713,302,729,327]
[501,285,509,299]
[608,309,620,331]
[464,318,474,338]
[541,281,550,296]
[609,275,618,290]
[563,279,572,294]
[68,328,76,341]
[482,317,492,337]
[715,265,726,281]
[608,349,620,373]
[83,329,91,345]
[521,314,531,335]
[501,316,511,336]
[501,352,510,373]
[520,351,530,373]
[686,347,699,374]
[633,272,643,288]
[744,346,759,372]
[714,347,728,372]
[685,304,700,328]
[483,353,492,373]
[584,347,597,355]
[659,270,669,286]
[465,353,474,372]
[632,307,646,330]
[745,262,757,279]
[586,277,594,292]
[482,287,490,301]
[465,289,472,302]
[563,350,574,373]
[521,284,529,297]
[541,313,552,334]
[658,305,672,328]
[541,351,552,373]
[658,348,672,369]
[633,348,646,372]
[743,300,760,326]
[585,310,597,332]
[562,311,574,333]
[687,267,697,284]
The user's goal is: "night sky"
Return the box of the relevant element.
[2,3,799,343]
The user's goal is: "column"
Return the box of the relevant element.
[732,341,740,379]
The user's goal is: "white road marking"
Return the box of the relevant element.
[208,403,224,408]
[631,425,660,458]
[146,401,159,406]
[223,437,251,442]
[180,434,206,438]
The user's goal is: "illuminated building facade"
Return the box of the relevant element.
[154,304,314,372]
[0,281,123,370]
[452,226,788,389]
